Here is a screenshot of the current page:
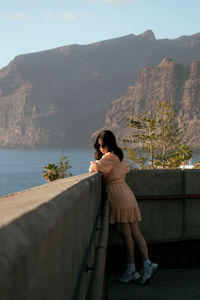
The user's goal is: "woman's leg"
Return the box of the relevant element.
[115,223,142,282]
[130,222,149,261]
[115,222,134,264]
[130,222,159,284]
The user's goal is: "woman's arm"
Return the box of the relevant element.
[89,154,113,174]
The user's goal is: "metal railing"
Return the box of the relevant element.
[136,194,200,200]
[86,198,109,300]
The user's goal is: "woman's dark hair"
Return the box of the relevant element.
[93,130,123,161]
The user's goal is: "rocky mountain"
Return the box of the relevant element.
[103,58,200,150]
[0,30,200,148]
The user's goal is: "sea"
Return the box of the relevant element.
[0,148,94,197]
[0,148,199,197]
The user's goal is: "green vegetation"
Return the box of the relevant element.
[123,100,193,169]
[193,161,200,169]
[42,150,72,182]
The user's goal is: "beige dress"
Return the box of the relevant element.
[93,152,142,224]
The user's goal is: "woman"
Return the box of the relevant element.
[89,130,158,284]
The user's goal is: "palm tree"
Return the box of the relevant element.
[42,151,72,182]
[42,164,59,182]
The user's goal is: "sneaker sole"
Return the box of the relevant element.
[119,275,141,284]
[120,278,141,284]
[139,265,159,285]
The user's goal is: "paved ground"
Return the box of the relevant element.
[106,267,200,300]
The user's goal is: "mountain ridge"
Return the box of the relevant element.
[0,30,200,148]
[102,58,200,150]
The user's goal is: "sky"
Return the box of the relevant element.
[0,0,200,69]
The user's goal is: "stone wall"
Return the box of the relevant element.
[0,170,200,299]
[0,173,102,300]
[109,169,200,245]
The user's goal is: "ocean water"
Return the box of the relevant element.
[0,148,199,197]
[0,148,94,197]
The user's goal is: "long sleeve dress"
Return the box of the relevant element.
[89,152,142,224]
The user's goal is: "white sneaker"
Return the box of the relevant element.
[119,270,141,283]
[140,263,158,284]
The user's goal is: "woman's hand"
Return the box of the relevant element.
[89,161,98,173]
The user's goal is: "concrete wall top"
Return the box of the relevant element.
[126,169,200,196]
[184,170,200,194]
[0,172,102,300]
[0,173,93,228]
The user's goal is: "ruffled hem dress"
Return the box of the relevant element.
[91,152,142,224]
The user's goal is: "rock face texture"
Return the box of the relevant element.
[0,30,200,148]
[103,58,200,150]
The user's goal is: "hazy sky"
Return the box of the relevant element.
[0,0,199,69]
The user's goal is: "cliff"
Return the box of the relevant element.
[103,58,200,150]
[0,30,200,148]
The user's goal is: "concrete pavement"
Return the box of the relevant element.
[106,267,200,300]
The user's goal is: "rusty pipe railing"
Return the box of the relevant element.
[136,194,200,201]
[86,198,109,300]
